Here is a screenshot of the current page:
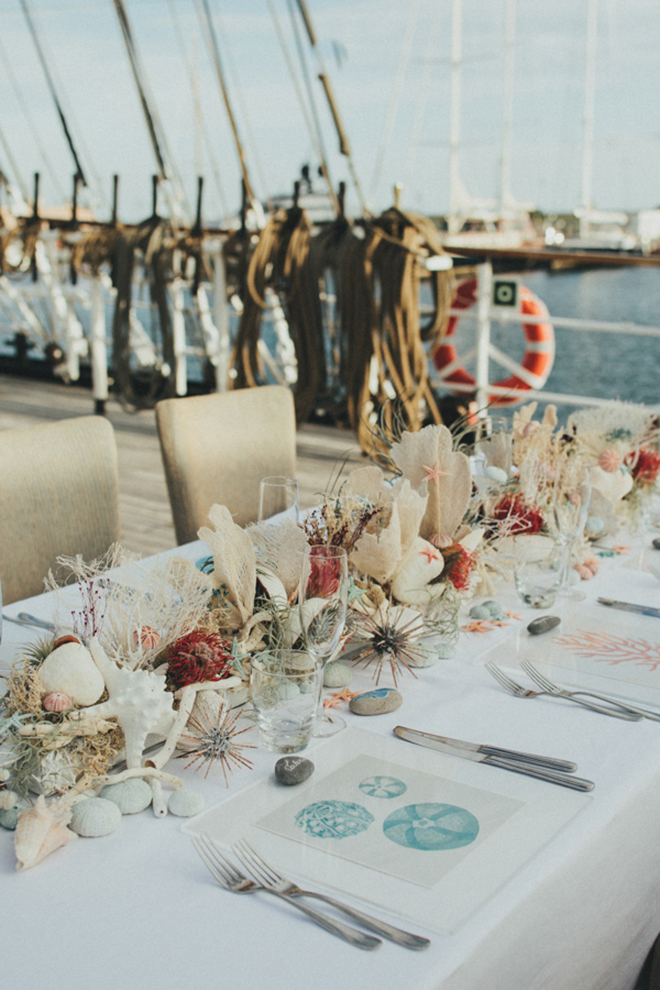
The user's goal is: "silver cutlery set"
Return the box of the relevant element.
[193,836,430,950]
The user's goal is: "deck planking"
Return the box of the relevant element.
[0,375,365,558]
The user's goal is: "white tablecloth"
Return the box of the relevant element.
[3,537,660,990]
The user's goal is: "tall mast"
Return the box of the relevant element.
[500,0,516,215]
[448,0,462,234]
[580,0,598,238]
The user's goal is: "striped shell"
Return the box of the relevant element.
[598,449,622,473]
[42,692,72,713]
[133,625,161,650]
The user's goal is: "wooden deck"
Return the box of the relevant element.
[0,374,365,557]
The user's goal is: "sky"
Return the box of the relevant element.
[0,0,659,224]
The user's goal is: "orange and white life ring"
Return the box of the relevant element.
[432,277,555,406]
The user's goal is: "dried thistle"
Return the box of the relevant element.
[175,705,255,784]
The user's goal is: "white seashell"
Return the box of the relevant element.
[70,797,122,837]
[82,638,176,769]
[590,465,633,501]
[100,778,153,815]
[168,789,205,818]
[484,465,508,484]
[39,643,106,707]
[390,537,445,607]
[14,795,77,870]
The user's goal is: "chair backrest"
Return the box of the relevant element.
[156,386,297,545]
[0,415,121,604]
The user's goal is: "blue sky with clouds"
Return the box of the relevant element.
[0,0,658,223]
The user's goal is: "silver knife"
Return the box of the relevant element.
[393,726,595,792]
[598,598,660,619]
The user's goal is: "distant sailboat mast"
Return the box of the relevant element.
[580,0,598,239]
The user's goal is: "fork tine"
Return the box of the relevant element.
[234,840,282,886]
[193,837,232,888]
[199,835,244,885]
[234,843,273,886]
[520,660,556,692]
[485,662,521,693]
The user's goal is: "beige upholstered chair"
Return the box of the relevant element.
[0,416,121,604]
[156,386,297,545]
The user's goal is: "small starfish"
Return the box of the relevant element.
[323,687,360,710]
[462,620,491,634]
[347,577,366,603]
[612,545,631,554]
[489,619,509,627]
[422,463,449,486]
[503,610,521,620]
[419,545,442,564]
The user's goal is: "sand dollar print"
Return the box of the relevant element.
[295,800,374,839]
[383,803,479,851]
[359,775,407,799]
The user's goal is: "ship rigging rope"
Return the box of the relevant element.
[19,0,87,187]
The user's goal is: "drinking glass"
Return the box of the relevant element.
[552,456,592,601]
[250,650,324,753]
[299,545,349,736]
[514,545,562,609]
[258,476,299,525]
[471,416,512,483]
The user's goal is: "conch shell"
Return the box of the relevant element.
[14,795,77,870]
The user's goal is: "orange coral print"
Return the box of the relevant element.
[553,630,660,671]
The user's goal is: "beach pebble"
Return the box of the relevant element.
[70,797,122,837]
[527,615,561,636]
[101,778,153,815]
[412,644,438,668]
[168,789,205,818]
[323,661,353,688]
[0,806,21,830]
[275,756,314,786]
[482,600,504,617]
[652,537,660,550]
[349,688,403,716]
[469,604,491,620]
[436,642,458,659]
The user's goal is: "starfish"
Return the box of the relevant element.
[323,687,360,711]
[462,620,490,634]
[347,576,366,603]
[422,463,449,486]
[612,545,631,554]
[489,620,509,627]
[419,545,442,564]
[504,610,521,620]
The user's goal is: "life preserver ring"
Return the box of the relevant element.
[432,277,555,406]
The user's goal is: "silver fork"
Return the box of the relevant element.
[192,836,381,950]
[485,661,642,720]
[233,840,430,950]
[520,660,660,722]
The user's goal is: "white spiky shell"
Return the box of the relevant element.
[81,638,176,768]
[14,796,77,870]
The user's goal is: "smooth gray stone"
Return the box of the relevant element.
[323,661,354,688]
[652,537,660,550]
[275,756,314,786]
[527,615,561,636]
[349,688,403,716]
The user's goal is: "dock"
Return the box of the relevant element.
[0,375,365,557]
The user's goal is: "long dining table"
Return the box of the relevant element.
[3,532,660,990]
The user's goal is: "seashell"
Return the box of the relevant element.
[585,514,604,537]
[85,638,176,769]
[583,558,599,574]
[0,806,21,830]
[14,795,77,870]
[70,797,122,837]
[42,691,73,713]
[429,533,452,549]
[39,642,106,707]
[390,537,445,607]
[53,635,81,649]
[168,789,205,818]
[590,465,633,501]
[100,778,153,815]
[574,564,593,581]
[598,449,622,473]
[133,625,161,650]
[522,421,539,437]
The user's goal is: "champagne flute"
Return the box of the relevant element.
[258,476,299,525]
[552,456,592,601]
[299,545,349,736]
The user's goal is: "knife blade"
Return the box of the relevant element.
[393,726,595,792]
[598,598,660,619]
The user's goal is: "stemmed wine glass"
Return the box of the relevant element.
[299,545,349,737]
[552,455,592,602]
[258,476,299,525]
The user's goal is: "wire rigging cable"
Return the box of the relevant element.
[19,0,87,186]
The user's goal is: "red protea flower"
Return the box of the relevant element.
[439,543,475,592]
[166,631,233,689]
[303,546,345,598]
[491,495,545,535]
[627,447,660,485]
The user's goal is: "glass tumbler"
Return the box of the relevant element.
[250,650,324,753]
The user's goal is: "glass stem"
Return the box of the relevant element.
[558,538,573,590]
